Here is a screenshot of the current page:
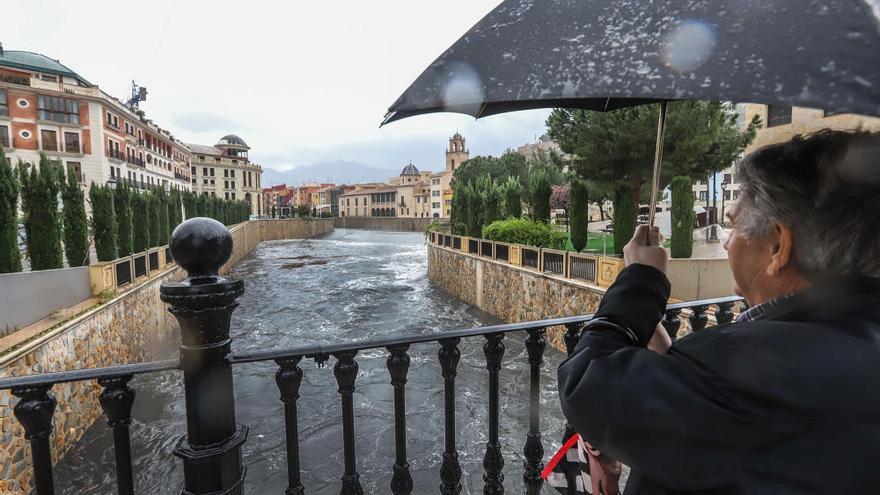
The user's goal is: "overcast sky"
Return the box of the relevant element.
[6,0,551,172]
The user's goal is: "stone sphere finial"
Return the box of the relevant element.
[169,217,233,279]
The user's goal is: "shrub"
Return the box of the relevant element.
[61,173,89,266]
[482,218,567,249]
[89,183,117,262]
[0,148,21,273]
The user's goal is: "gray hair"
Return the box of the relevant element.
[735,129,880,280]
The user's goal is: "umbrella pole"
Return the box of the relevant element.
[647,100,668,244]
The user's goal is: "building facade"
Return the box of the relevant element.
[188,134,263,215]
[0,48,191,197]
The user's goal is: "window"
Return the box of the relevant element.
[215,157,221,163]
[106,111,118,128]
[38,96,80,124]
[699,191,707,201]
[225,192,229,200]
[40,129,58,151]
[0,125,9,148]
[432,190,440,197]
[210,168,215,176]
[204,179,209,185]
[41,74,58,82]
[67,162,83,183]
[723,173,732,184]
[733,190,740,200]
[198,155,205,161]
[723,190,731,201]
[0,90,7,117]
[432,202,441,209]
[64,132,80,153]
[191,166,196,174]
[766,105,792,127]
[223,169,229,178]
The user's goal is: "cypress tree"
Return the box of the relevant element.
[196,193,207,217]
[61,172,89,266]
[612,186,637,255]
[114,183,133,257]
[20,156,63,270]
[530,168,552,223]
[131,191,150,253]
[89,183,118,262]
[570,179,589,252]
[182,191,197,219]
[148,191,161,247]
[503,176,522,218]
[0,148,22,273]
[156,188,170,245]
[670,175,696,258]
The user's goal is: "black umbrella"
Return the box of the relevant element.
[382,0,880,227]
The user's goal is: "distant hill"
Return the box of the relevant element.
[261,160,399,186]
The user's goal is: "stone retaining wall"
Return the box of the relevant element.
[427,244,606,351]
[333,216,432,232]
[0,218,334,494]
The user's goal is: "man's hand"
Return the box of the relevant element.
[623,225,668,274]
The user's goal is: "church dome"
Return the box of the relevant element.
[217,134,248,147]
[401,162,420,175]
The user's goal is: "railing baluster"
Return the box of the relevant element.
[333,350,363,495]
[98,375,136,495]
[483,332,505,494]
[689,305,709,332]
[438,338,462,495]
[12,385,56,495]
[522,329,546,494]
[386,344,413,495]
[275,356,305,495]
[662,308,683,341]
[561,323,582,443]
[715,301,736,325]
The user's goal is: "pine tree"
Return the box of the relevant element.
[89,183,118,262]
[0,148,22,273]
[114,183,133,257]
[131,191,150,253]
[530,168,552,223]
[570,179,588,252]
[20,155,63,270]
[670,175,696,258]
[61,172,89,266]
[503,176,522,218]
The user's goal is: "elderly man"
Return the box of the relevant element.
[558,129,880,494]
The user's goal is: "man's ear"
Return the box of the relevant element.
[766,223,794,277]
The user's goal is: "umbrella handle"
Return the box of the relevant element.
[647,101,668,245]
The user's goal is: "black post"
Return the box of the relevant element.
[160,217,248,495]
[334,350,364,495]
[560,323,581,443]
[662,308,683,341]
[716,302,736,325]
[98,375,136,495]
[275,356,305,495]
[438,338,462,495]
[12,385,56,495]
[689,305,709,332]
[387,344,413,495]
[522,329,546,494]
[483,332,505,494]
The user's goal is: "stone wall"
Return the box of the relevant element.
[0,218,333,494]
[334,216,433,232]
[427,244,605,351]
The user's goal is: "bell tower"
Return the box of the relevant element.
[445,132,469,173]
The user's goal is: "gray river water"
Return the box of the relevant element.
[55,229,569,494]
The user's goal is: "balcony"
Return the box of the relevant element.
[108,149,124,163]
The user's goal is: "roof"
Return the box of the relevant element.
[217,134,249,147]
[185,143,222,156]
[0,50,91,85]
[400,162,420,175]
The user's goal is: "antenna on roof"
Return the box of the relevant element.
[126,80,148,111]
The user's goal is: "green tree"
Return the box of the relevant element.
[131,191,150,253]
[529,168,552,223]
[570,179,588,251]
[61,172,89,266]
[478,175,502,227]
[612,187,637,254]
[0,148,22,273]
[502,176,522,218]
[465,182,482,237]
[114,182,133,257]
[156,188,170,245]
[89,183,117,262]
[196,193,207,217]
[183,191,197,219]
[670,175,696,258]
[148,191,161,247]
[20,156,63,270]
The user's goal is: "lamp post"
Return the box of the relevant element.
[719,180,729,227]
[708,172,719,242]
[107,178,117,190]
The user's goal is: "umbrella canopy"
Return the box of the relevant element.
[382,0,880,125]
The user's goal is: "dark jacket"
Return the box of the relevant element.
[558,263,880,494]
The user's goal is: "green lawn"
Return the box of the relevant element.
[559,231,614,254]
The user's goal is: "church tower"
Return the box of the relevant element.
[445,132,469,173]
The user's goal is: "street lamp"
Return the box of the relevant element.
[107,178,117,190]
[719,179,729,228]
[708,172,719,242]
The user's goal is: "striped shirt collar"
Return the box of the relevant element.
[735,293,796,323]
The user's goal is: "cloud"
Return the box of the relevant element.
[172,112,245,133]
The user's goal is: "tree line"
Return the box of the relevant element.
[0,150,250,273]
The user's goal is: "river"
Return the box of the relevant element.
[55,229,569,494]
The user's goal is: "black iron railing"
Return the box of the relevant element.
[0,218,743,495]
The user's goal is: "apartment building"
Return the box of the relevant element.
[0,48,191,195]
[188,134,263,215]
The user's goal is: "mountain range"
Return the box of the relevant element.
[261,160,400,187]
